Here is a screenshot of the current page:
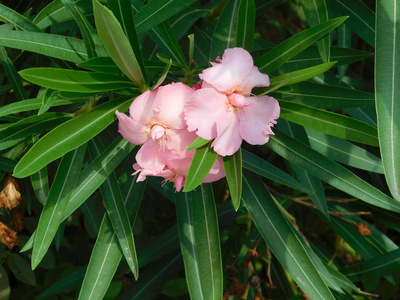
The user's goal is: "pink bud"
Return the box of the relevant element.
[150,124,166,141]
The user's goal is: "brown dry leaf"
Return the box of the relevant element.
[11,209,24,231]
[356,223,372,236]
[0,174,22,210]
[0,222,19,249]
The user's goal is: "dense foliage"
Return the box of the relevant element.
[0,0,399,299]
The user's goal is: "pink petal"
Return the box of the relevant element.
[154,82,193,129]
[185,88,228,140]
[238,96,280,145]
[211,109,242,156]
[150,124,166,141]
[202,157,226,183]
[129,90,155,125]
[135,139,171,173]
[200,48,269,95]
[116,110,149,145]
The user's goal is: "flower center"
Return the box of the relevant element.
[227,93,249,109]
[150,124,166,141]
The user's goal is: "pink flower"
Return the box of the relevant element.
[116,82,194,172]
[134,152,225,192]
[185,47,280,156]
[116,82,194,150]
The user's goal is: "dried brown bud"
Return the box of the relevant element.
[0,174,22,210]
[0,222,19,249]
[11,209,24,232]
[356,222,372,236]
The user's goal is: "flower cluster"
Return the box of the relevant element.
[116,48,280,191]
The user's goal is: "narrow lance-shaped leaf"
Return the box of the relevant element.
[242,171,335,299]
[300,0,330,62]
[32,145,86,269]
[13,96,134,178]
[268,129,400,212]
[20,137,135,253]
[0,46,28,101]
[223,149,242,211]
[157,21,188,68]
[279,120,329,218]
[192,184,223,299]
[255,16,347,73]
[0,31,107,63]
[88,138,138,279]
[0,4,41,32]
[78,170,145,300]
[210,0,240,59]
[184,143,218,192]
[279,99,379,147]
[93,0,146,90]
[375,0,400,202]
[133,0,197,35]
[264,62,336,93]
[106,0,147,81]
[19,68,135,93]
[236,0,255,51]
[175,192,205,300]
[325,0,375,47]
[62,0,97,58]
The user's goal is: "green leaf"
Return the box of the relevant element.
[223,149,242,211]
[375,0,400,202]
[300,0,330,62]
[210,0,240,59]
[88,138,138,279]
[93,0,146,89]
[279,120,329,218]
[19,68,135,93]
[266,62,336,92]
[0,97,85,117]
[255,16,347,73]
[306,128,384,174]
[242,149,308,193]
[0,31,107,63]
[268,129,400,212]
[30,167,49,205]
[106,0,147,80]
[0,4,41,32]
[13,96,133,178]
[236,0,255,51]
[186,137,211,150]
[279,45,372,73]
[63,137,134,219]
[0,112,72,151]
[62,0,97,59]
[119,252,182,299]
[175,192,205,300]
[38,89,60,115]
[270,81,375,109]
[20,137,135,254]
[134,0,197,35]
[7,254,36,286]
[0,156,16,172]
[279,100,379,146]
[157,21,187,68]
[184,143,218,192]
[33,0,92,30]
[242,171,335,300]
[342,248,400,282]
[37,267,86,299]
[0,266,10,300]
[325,0,375,47]
[32,145,86,269]
[77,57,121,74]
[192,184,223,299]
[0,46,28,101]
